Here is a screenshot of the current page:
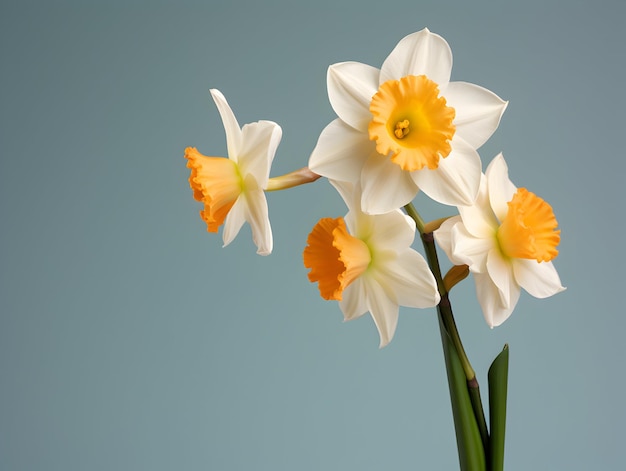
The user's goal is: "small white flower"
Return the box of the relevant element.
[309,28,507,214]
[185,89,282,255]
[435,154,565,327]
[303,183,440,347]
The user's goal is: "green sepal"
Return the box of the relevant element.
[439,315,486,471]
[488,344,509,471]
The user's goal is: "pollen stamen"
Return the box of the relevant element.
[394,120,410,139]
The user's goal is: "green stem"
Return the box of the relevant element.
[404,201,426,234]
[404,202,489,458]
[265,167,320,191]
[438,314,486,470]
[404,203,473,377]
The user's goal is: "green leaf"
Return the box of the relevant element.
[488,345,509,471]
[438,316,486,471]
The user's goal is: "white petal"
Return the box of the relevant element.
[355,210,415,252]
[443,81,508,149]
[498,282,520,326]
[327,62,380,132]
[243,187,272,256]
[474,273,518,327]
[512,259,566,299]
[329,179,358,210]
[238,120,282,189]
[375,250,440,309]
[433,217,460,261]
[210,89,242,160]
[363,277,399,348]
[449,222,495,273]
[360,154,419,214]
[486,248,519,309]
[308,119,373,184]
[486,153,517,222]
[222,196,246,248]
[380,28,452,86]
[339,277,368,321]
[411,136,481,206]
[457,174,499,239]
[344,209,371,239]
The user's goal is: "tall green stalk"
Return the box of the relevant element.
[404,203,490,467]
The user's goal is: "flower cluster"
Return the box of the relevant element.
[184,28,563,347]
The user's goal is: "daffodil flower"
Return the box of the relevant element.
[434,154,565,327]
[308,28,507,214]
[185,89,282,255]
[303,183,440,347]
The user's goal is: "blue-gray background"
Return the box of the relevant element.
[1,0,624,469]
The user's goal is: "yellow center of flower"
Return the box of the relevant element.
[185,147,243,232]
[303,217,371,301]
[497,188,560,262]
[368,74,456,171]
[394,119,410,139]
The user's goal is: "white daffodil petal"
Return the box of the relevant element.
[243,188,272,256]
[434,217,461,261]
[411,136,481,206]
[344,209,371,239]
[238,120,282,188]
[474,273,516,328]
[380,28,452,86]
[450,222,494,273]
[444,81,508,149]
[486,248,518,309]
[360,154,419,214]
[513,259,566,299]
[222,196,246,248]
[364,210,416,252]
[498,280,520,326]
[377,250,440,308]
[364,277,399,348]
[339,277,368,321]
[327,62,380,132]
[458,174,499,238]
[329,180,359,211]
[486,153,517,221]
[308,119,373,184]
[210,89,242,160]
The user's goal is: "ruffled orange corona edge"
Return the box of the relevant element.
[368,74,456,172]
[497,188,560,262]
[185,147,242,232]
[303,218,371,300]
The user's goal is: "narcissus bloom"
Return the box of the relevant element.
[308,28,507,214]
[185,89,282,255]
[303,194,440,347]
[434,154,565,327]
